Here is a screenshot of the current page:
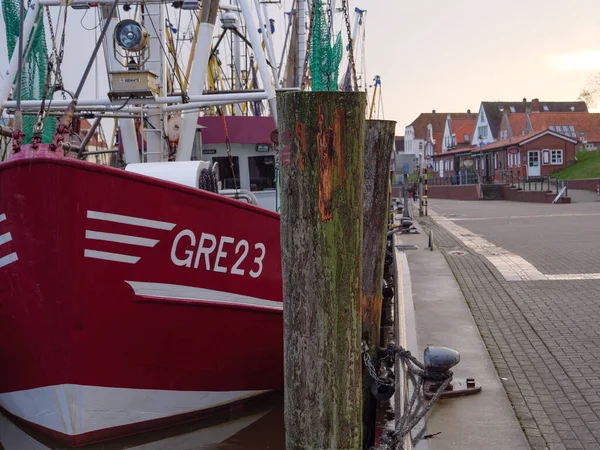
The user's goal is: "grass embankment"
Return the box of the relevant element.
[553,150,600,179]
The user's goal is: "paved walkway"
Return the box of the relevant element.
[422,199,600,450]
[394,227,529,450]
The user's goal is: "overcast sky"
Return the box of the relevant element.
[1,0,600,138]
[365,0,600,131]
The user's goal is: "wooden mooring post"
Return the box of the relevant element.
[361,120,396,448]
[278,91,367,450]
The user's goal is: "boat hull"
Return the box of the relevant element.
[0,153,283,446]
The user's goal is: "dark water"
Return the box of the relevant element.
[0,392,285,450]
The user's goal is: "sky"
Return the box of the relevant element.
[365,0,600,131]
[1,0,600,139]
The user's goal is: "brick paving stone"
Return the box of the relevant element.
[419,202,600,450]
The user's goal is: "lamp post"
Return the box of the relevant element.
[478,135,484,183]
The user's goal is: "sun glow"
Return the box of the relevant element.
[547,51,600,71]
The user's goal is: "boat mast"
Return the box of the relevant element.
[100,4,140,163]
[0,0,41,117]
[255,0,280,89]
[176,0,220,161]
[296,0,305,87]
[142,2,167,162]
[237,0,276,121]
[233,24,242,115]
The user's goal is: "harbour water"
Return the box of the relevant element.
[0,392,285,449]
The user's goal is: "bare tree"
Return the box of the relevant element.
[579,73,600,108]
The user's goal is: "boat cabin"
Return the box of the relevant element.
[195,116,278,211]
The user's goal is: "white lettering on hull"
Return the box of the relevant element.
[171,230,266,278]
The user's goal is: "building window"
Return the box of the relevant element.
[510,106,516,113]
[500,130,508,140]
[550,150,563,165]
[549,125,576,139]
[463,134,470,143]
[212,156,240,189]
[248,155,276,191]
[478,126,488,138]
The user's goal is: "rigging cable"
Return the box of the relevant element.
[218,106,239,193]
[141,0,190,97]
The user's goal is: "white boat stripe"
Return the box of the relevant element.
[0,232,12,246]
[84,250,140,264]
[0,384,268,436]
[0,213,5,222]
[87,211,176,231]
[0,253,18,268]
[85,230,159,247]
[125,281,283,312]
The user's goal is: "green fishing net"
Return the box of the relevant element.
[2,0,56,143]
[309,0,342,91]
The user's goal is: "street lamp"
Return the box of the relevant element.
[478,135,484,182]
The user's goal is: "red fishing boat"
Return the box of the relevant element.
[0,144,283,446]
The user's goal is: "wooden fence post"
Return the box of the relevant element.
[361,119,397,448]
[278,91,367,450]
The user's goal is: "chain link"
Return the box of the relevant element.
[300,1,316,90]
[341,0,358,91]
[363,342,454,450]
[46,6,67,98]
[326,0,333,89]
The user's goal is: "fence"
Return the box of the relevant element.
[500,171,568,197]
[429,171,479,186]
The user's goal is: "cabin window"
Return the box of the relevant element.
[212,156,240,189]
[249,155,276,191]
[550,150,563,165]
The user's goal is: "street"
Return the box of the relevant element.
[425,199,600,450]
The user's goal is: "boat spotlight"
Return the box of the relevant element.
[115,19,149,52]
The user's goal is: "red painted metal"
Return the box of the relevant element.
[0,145,283,442]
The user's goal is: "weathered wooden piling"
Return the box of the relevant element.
[278,91,367,450]
[361,120,397,448]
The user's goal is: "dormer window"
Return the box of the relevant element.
[510,106,516,113]
[463,134,470,143]
[500,130,508,140]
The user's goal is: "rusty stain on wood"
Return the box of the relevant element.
[317,104,334,222]
[334,108,346,187]
[295,120,307,171]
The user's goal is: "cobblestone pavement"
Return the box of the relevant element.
[430,199,600,275]
[422,200,600,450]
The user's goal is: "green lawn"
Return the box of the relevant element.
[553,150,600,179]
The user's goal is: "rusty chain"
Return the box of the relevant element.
[300,0,316,90]
[341,0,358,91]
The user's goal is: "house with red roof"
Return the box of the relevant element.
[471,98,588,146]
[433,128,578,182]
[404,110,475,168]
[441,115,477,153]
